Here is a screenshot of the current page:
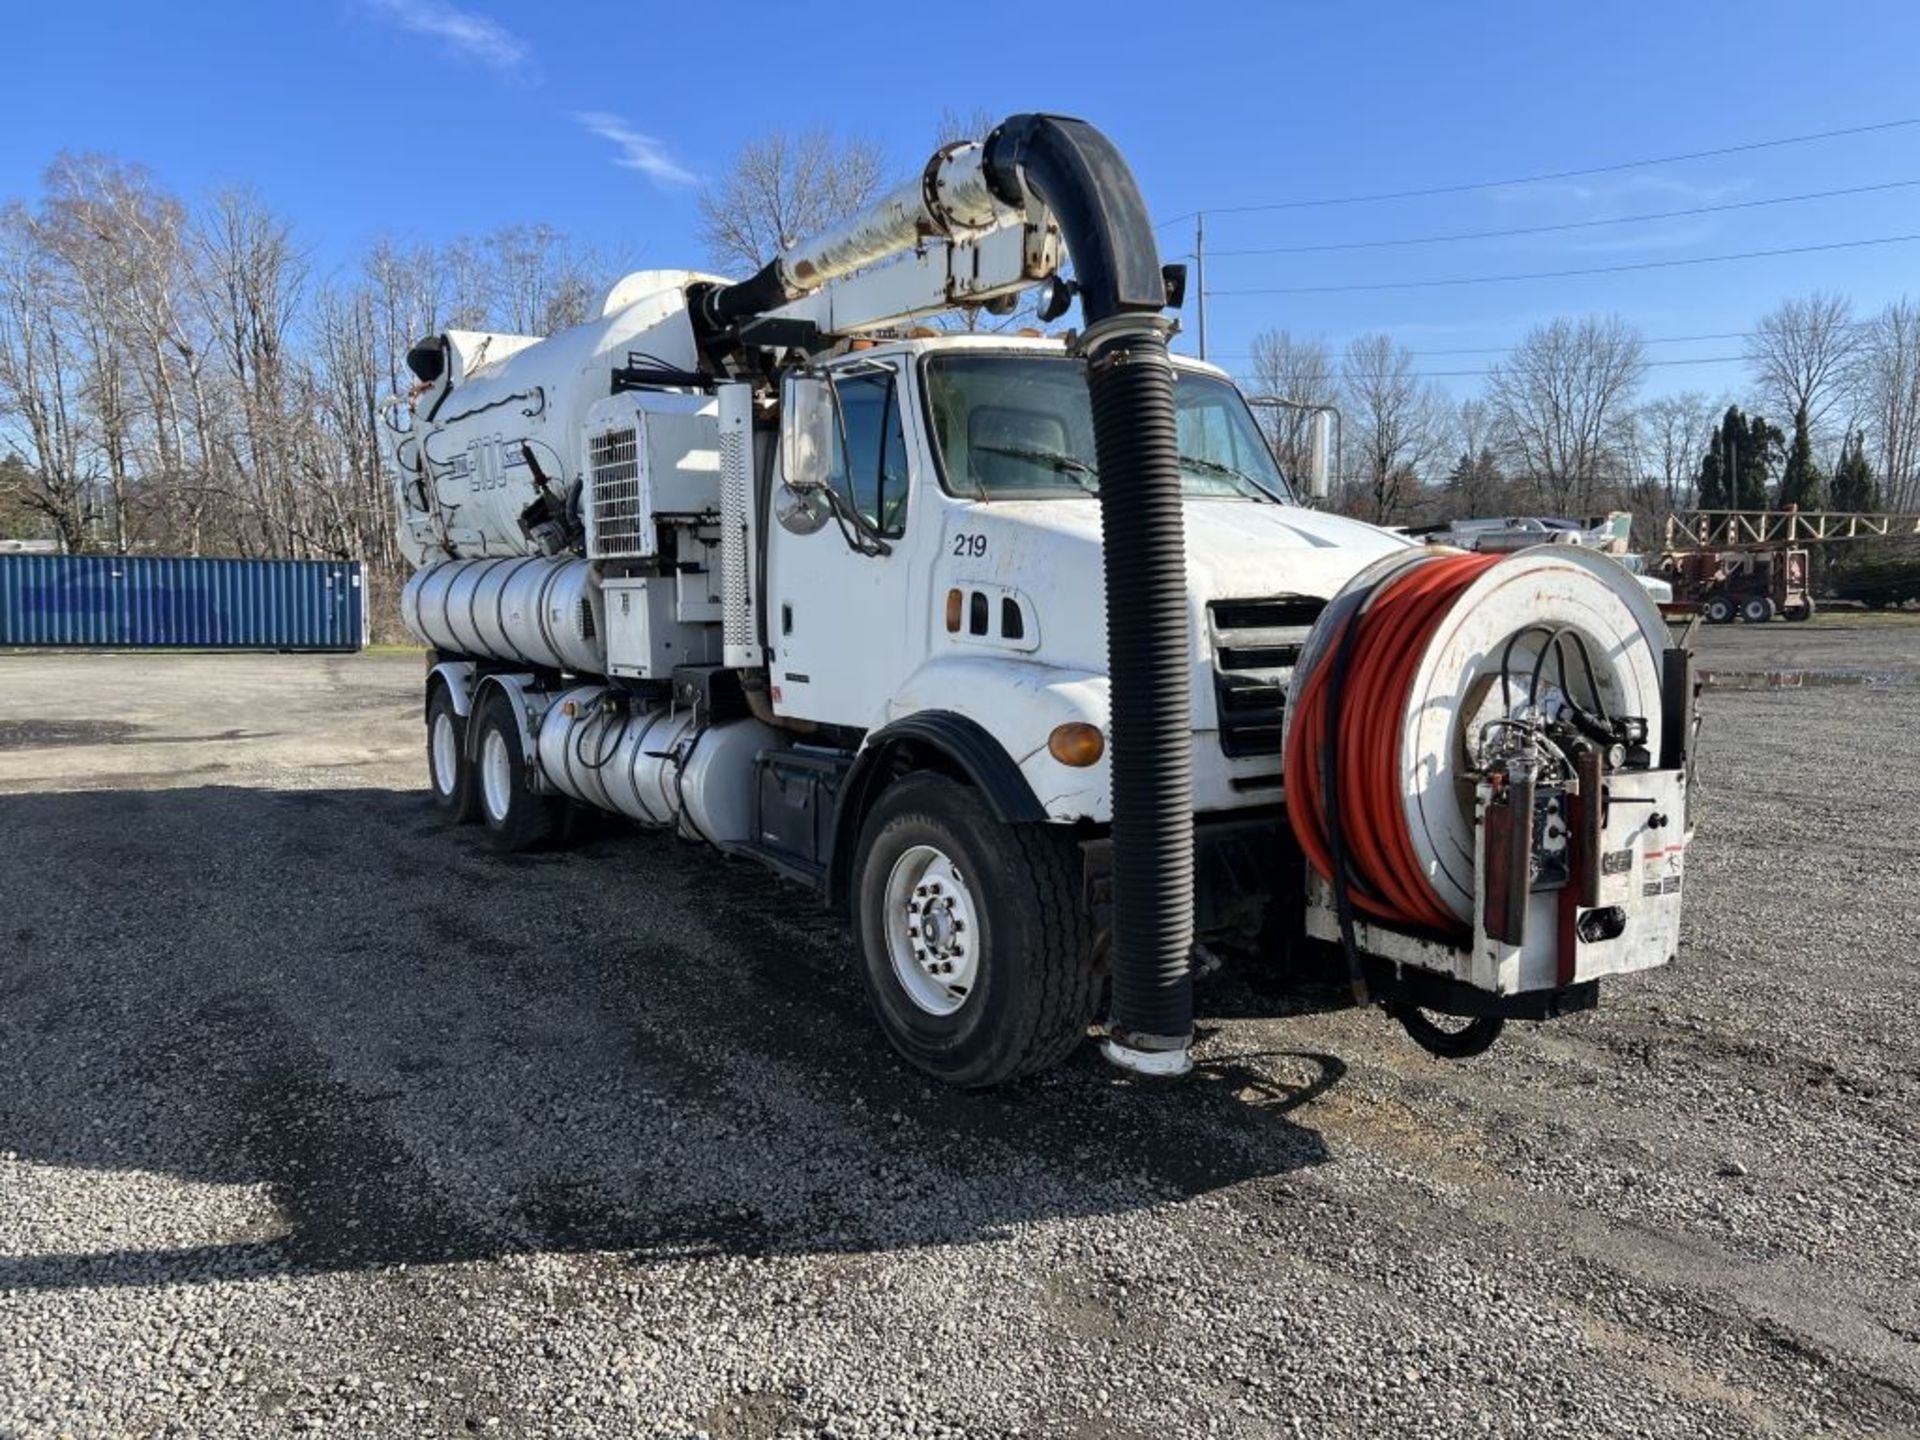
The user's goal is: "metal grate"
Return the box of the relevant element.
[588,426,647,558]
[717,387,760,665]
[1207,595,1325,761]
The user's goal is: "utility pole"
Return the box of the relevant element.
[1194,211,1208,362]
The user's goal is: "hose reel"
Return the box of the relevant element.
[1282,545,1680,1051]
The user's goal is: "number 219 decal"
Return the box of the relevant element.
[951,533,988,558]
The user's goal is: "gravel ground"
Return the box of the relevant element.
[1,619,1917,1439]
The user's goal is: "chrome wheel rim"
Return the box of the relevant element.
[481,729,513,823]
[883,844,980,1017]
[431,711,459,796]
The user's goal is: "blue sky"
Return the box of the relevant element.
[6,0,1919,403]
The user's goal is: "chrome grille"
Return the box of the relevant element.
[1207,595,1324,760]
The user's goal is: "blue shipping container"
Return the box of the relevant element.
[0,555,365,652]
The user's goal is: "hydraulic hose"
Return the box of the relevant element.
[1284,552,1501,940]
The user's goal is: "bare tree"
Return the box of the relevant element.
[1745,291,1858,442]
[1448,396,1494,461]
[0,204,97,549]
[698,129,886,276]
[192,188,312,556]
[933,107,997,149]
[1637,390,1715,511]
[1486,315,1647,513]
[1340,333,1444,522]
[1247,329,1338,484]
[1855,298,1920,511]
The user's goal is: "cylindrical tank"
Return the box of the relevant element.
[534,686,783,846]
[392,277,711,564]
[401,557,604,673]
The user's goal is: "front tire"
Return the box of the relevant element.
[426,685,478,823]
[473,693,564,852]
[852,774,1101,1088]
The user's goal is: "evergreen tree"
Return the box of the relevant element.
[1777,405,1826,509]
[1444,446,1505,517]
[1696,406,1782,509]
[1830,431,1881,512]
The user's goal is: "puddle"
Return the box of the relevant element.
[1699,667,1891,691]
[0,721,264,750]
[0,719,142,750]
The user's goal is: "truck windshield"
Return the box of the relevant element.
[922,354,1293,503]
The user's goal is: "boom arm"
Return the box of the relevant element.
[751,221,1061,338]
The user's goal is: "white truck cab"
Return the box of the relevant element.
[766,336,1406,817]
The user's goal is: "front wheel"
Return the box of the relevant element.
[852,774,1102,1088]
[473,693,565,852]
[1784,597,1817,622]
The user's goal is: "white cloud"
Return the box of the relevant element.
[362,0,530,73]
[572,113,699,188]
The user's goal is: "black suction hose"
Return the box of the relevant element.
[1083,327,1195,1061]
[983,116,1193,1068]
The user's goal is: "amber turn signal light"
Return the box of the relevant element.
[944,588,963,633]
[1048,722,1105,767]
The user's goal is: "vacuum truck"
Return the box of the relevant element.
[384,114,1696,1085]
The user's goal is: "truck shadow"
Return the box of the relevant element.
[0,785,1336,1294]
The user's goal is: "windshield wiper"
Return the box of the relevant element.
[973,443,1100,492]
[1177,452,1277,500]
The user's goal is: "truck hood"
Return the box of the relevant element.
[990,497,1412,601]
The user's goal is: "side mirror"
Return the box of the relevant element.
[781,374,835,491]
[1307,409,1332,501]
[774,483,833,535]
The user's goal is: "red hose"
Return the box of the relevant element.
[1284,552,1501,938]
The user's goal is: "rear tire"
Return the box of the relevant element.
[426,685,478,823]
[852,773,1101,1087]
[1703,595,1735,624]
[1740,595,1775,624]
[473,693,564,852]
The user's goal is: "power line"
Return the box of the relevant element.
[1211,233,1920,296]
[1205,332,1748,360]
[1221,355,1751,384]
[1188,116,1920,217]
[1205,178,1920,256]
[1208,321,1882,361]
[1222,353,1750,383]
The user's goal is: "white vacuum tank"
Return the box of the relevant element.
[386,270,722,566]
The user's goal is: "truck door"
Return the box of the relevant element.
[767,361,924,728]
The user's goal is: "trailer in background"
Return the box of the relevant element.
[0,554,365,652]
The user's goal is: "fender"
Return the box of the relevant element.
[466,671,546,767]
[826,710,1047,911]
[425,659,477,720]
